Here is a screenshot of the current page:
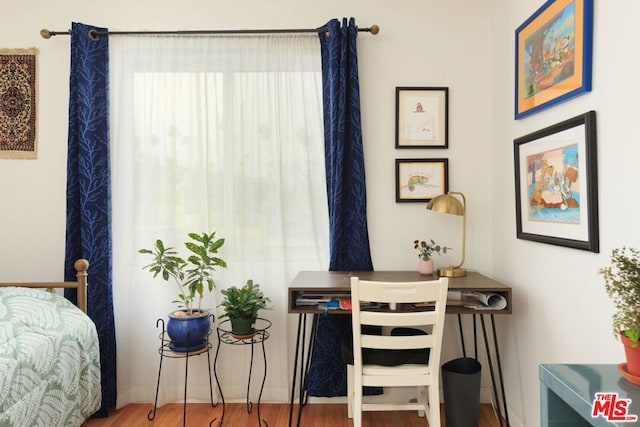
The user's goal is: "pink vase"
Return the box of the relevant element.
[419,258,435,275]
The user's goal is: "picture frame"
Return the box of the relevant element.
[513,111,598,252]
[514,0,593,119]
[395,87,448,148]
[395,158,448,203]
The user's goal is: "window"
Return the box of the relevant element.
[110,35,329,405]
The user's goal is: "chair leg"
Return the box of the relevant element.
[353,374,362,427]
[417,386,426,417]
[353,401,362,427]
[427,385,440,427]
[347,364,354,419]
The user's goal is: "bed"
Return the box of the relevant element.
[0,259,102,426]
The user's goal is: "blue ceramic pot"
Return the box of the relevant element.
[167,309,211,352]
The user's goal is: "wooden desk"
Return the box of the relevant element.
[288,270,512,315]
[287,270,512,427]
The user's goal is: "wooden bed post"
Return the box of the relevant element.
[0,259,90,313]
[74,259,90,314]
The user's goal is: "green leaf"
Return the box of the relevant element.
[139,231,227,311]
[210,238,225,252]
[602,247,640,341]
[213,257,227,268]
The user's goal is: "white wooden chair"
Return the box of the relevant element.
[347,276,449,427]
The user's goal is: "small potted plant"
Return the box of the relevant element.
[139,231,227,351]
[600,246,640,379]
[413,239,451,275]
[218,279,270,337]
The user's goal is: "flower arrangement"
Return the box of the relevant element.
[413,239,451,261]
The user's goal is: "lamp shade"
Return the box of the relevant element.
[425,192,467,277]
[426,194,464,216]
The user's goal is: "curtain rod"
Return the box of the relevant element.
[40,25,379,40]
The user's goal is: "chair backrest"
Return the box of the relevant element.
[350,276,449,370]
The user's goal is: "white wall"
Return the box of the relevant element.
[490,0,640,425]
[1,0,636,425]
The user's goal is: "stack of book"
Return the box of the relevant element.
[295,292,351,310]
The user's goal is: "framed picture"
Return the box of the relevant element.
[514,0,594,119]
[513,111,598,252]
[395,158,448,203]
[395,87,448,148]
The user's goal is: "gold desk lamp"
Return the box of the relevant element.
[426,191,467,277]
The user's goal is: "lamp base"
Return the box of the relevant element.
[439,267,467,277]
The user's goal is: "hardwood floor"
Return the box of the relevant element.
[83,403,502,426]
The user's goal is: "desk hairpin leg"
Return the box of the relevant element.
[292,313,308,427]
[296,313,317,427]
[485,314,510,427]
[478,314,500,425]
[473,315,479,359]
[479,314,510,427]
[301,314,319,407]
[457,314,467,357]
[288,314,304,427]
[456,314,479,359]
[491,314,509,427]
[457,314,509,427]
[288,313,319,427]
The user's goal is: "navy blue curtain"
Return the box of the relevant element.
[64,22,116,416]
[307,17,374,397]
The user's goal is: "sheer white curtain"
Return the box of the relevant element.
[110,34,329,407]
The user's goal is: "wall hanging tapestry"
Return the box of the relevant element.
[0,48,38,159]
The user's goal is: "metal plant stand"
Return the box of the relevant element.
[212,317,271,426]
[148,315,219,427]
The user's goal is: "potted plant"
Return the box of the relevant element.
[600,246,640,378]
[139,231,227,351]
[413,239,451,275]
[218,279,270,337]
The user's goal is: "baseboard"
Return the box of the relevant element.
[306,385,495,405]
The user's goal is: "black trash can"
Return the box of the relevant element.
[441,357,482,427]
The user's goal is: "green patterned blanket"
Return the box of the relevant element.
[0,287,101,427]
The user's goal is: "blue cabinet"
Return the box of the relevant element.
[540,364,640,426]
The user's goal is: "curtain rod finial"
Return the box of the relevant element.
[88,30,101,41]
[40,29,52,39]
[369,25,380,35]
